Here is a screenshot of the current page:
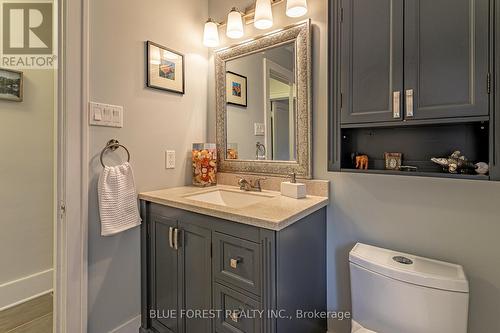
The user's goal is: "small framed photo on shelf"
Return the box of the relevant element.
[146,41,185,94]
[0,68,23,102]
[226,71,247,107]
[385,152,403,170]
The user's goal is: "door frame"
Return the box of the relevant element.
[54,0,89,331]
[263,58,296,160]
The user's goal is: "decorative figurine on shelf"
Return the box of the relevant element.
[355,155,369,170]
[385,152,403,170]
[431,151,488,175]
[474,162,489,175]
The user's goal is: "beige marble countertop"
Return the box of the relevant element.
[139,185,329,231]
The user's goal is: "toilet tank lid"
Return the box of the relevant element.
[349,243,469,293]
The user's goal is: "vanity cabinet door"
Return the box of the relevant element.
[214,283,262,333]
[150,215,179,333]
[404,0,490,120]
[213,232,262,297]
[340,0,404,124]
[177,220,212,333]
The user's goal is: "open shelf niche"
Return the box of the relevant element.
[340,122,490,180]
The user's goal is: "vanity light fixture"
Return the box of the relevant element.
[254,0,274,30]
[286,0,308,18]
[226,8,244,39]
[203,1,309,47]
[203,18,220,47]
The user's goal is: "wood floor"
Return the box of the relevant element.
[0,293,52,333]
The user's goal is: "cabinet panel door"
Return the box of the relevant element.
[178,221,212,333]
[340,0,404,124]
[214,283,262,333]
[150,216,178,333]
[404,0,490,120]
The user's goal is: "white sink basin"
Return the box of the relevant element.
[184,189,274,209]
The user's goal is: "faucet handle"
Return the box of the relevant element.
[252,177,266,187]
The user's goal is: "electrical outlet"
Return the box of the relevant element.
[165,150,175,169]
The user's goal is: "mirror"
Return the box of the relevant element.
[226,43,297,161]
[215,22,312,178]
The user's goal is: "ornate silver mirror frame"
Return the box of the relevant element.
[215,21,312,179]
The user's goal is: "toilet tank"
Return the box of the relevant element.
[349,243,469,333]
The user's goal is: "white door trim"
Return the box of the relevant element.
[54,0,89,331]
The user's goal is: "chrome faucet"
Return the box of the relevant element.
[238,177,265,192]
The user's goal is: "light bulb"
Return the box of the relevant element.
[226,8,244,39]
[286,0,308,18]
[254,0,273,30]
[203,19,220,48]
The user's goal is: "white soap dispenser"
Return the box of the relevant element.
[280,173,307,199]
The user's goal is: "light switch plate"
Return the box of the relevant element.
[165,150,175,169]
[89,102,123,128]
[254,123,265,136]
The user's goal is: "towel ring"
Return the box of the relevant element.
[100,139,131,168]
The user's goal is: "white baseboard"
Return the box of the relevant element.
[0,269,53,311]
[109,315,141,333]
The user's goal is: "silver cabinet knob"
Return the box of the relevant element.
[230,257,242,269]
[229,309,242,322]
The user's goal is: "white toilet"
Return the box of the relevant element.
[349,243,469,333]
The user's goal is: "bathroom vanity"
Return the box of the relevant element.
[138,20,326,333]
[139,185,328,333]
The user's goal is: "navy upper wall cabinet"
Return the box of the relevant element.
[404,0,490,121]
[340,0,404,124]
[340,0,490,125]
[329,0,499,180]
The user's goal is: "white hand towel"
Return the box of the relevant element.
[98,162,142,236]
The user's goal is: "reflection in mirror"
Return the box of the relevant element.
[226,42,296,161]
[216,21,311,178]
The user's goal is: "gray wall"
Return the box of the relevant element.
[0,69,54,294]
[87,0,208,331]
[208,1,500,332]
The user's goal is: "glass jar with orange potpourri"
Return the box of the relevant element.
[192,143,217,186]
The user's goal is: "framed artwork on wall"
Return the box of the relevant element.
[0,68,23,102]
[226,71,247,107]
[146,41,185,94]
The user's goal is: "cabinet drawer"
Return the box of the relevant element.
[214,283,261,333]
[213,232,261,296]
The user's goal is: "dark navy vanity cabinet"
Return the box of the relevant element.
[140,201,327,333]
